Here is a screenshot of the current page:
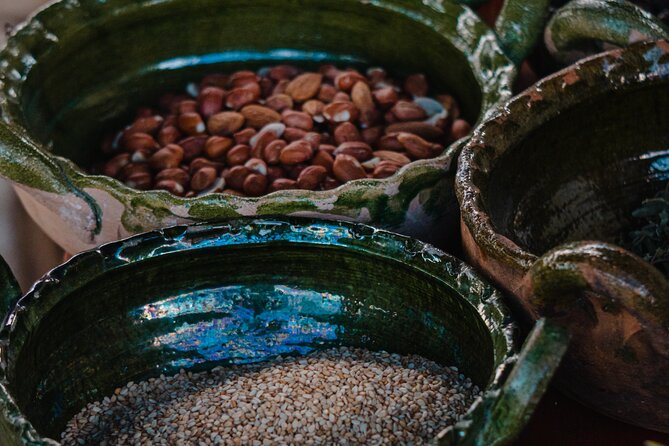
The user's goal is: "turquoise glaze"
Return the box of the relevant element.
[0,219,567,445]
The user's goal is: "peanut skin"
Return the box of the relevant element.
[98,65,469,197]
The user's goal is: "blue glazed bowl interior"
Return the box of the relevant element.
[0,221,511,439]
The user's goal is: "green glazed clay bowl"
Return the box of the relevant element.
[0,0,550,254]
[0,218,566,445]
[457,40,669,431]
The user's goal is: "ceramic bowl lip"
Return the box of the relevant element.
[456,39,669,273]
[0,217,516,445]
[0,0,515,213]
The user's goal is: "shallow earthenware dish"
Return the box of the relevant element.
[457,40,669,431]
[0,218,566,445]
[0,0,550,253]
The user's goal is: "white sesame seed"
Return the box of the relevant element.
[60,348,480,445]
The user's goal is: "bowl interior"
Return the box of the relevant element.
[4,225,498,439]
[14,0,483,170]
[484,81,669,255]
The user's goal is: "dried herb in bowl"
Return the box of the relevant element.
[93,65,471,197]
[625,182,669,276]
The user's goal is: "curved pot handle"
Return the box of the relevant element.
[545,0,669,65]
[495,0,552,66]
[517,241,669,426]
[0,120,101,238]
[523,241,669,328]
[0,255,20,324]
[456,0,552,65]
[439,318,569,445]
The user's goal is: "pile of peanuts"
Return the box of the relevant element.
[95,65,471,197]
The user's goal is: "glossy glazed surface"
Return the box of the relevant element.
[0,0,547,252]
[0,0,531,253]
[457,40,669,431]
[545,0,669,65]
[486,84,669,255]
[0,219,567,445]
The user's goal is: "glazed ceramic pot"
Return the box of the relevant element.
[521,0,669,78]
[0,218,567,445]
[0,0,550,254]
[457,40,669,431]
[545,0,669,64]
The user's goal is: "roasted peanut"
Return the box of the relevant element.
[280,140,313,165]
[208,112,245,135]
[190,167,218,191]
[285,73,323,102]
[333,154,366,182]
[198,87,225,118]
[149,144,184,170]
[98,65,468,196]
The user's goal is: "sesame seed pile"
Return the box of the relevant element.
[60,347,480,445]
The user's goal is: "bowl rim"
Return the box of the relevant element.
[0,217,517,445]
[456,39,669,274]
[0,0,515,236]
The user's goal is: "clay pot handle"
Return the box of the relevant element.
[523,241,669,330]
[0,255,20,325]
[439,318,569,445]
[455,0,552,65]
[545,0,669,65]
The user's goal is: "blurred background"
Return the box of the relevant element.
[0,0,62,290]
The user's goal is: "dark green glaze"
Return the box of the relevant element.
[546,0,669,64]
[0,257,20,319]
[529,242,669,317]
[0,218,566,445]
[523,241,669,430]
[456,40,669,431]
[438,318,569,446]
[454,0,552,65]
[455,0,490,6]
[0,0,548,253]
[495,0,552,65]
